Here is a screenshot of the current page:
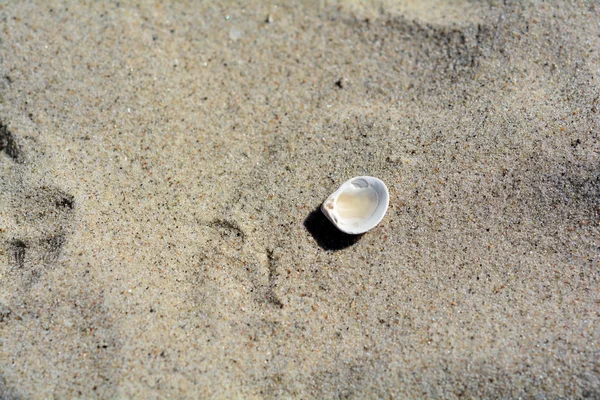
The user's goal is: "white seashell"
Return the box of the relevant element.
[321,176,389,235]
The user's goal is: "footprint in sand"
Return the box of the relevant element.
[0,121,75,287]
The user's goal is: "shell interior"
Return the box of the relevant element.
[336,183,378,222]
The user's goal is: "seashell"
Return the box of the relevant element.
[321,176,389,235]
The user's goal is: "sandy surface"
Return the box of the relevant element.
[0,0,599,398]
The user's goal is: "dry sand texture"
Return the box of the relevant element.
[0,0,599,398]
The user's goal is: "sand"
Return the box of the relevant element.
[0,0,598,398]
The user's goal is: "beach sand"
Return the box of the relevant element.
[0,0,598,398]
